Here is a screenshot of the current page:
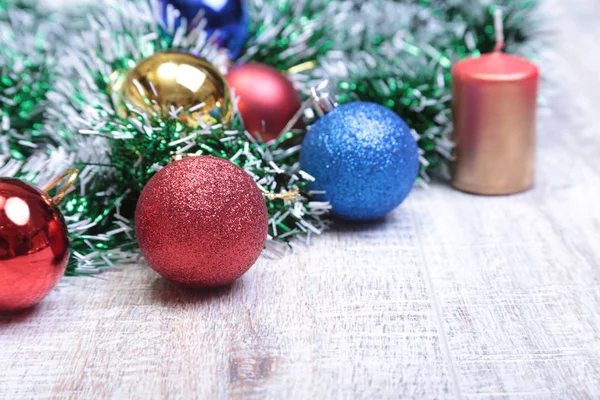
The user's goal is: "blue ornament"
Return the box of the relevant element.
[161,0,249,59]
[300,102,419,222]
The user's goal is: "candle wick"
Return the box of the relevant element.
[493,8,505,52]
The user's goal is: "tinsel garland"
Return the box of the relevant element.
[0,1,53,168]
[0,0,541,273]
[46,1,328,273]
[245,0,541,179]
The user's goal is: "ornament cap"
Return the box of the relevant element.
[311,81,338,116]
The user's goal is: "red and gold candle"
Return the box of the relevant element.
[451,10,539,195]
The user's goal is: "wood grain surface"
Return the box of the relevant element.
[2,1,600,399]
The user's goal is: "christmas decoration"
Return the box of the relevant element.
[244,0,541,180]
[33,0,326,274]
[0,0,542,273]
[226,63,302,141]
[300,98,419,222]
[0,2,55,168]
[135,156,268,287]
[115,51,233,128]
[0,171,77,313]
[161,0,249,58]
[452,10,539,195]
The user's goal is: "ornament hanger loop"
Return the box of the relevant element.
[258,185,300,202]
[286,60,318,75]
[171,153,200,163]
[44,169,80,204]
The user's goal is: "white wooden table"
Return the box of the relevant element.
[2,1,600,398]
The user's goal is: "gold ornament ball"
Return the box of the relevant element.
[114,51,233,128]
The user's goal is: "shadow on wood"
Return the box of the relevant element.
[149,277,236,307]
[330,215,390,233]
[0,303,40,325]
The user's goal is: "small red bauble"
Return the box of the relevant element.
[226,63,302,141]
[135,156,268,288]
[0,178,69,314]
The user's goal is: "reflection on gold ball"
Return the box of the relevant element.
[115,51,233,128]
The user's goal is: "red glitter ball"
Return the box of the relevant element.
[0,178,69,314]
[135,156,268,288]
[226,63,302,141]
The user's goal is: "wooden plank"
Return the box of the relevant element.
[0,211,455,399]
[2,0,600,398]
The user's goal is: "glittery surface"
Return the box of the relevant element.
[300,102,419,222]
[0,178,69,313]
[135,156,268,288]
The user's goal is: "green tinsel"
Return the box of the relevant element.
[245,0,540,179]
[0,1,54,166]
[42,0,328,273]
[0,0,541,273]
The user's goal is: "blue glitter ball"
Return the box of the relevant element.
[161,0,249,59]
[300,102,420,222]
